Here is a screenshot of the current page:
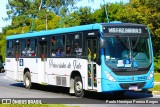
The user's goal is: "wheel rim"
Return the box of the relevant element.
[75,81,82,93]
[25,77,30,87]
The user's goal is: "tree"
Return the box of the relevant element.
[92,6,105,23]
[78,7,94,25]
[0,34,6,62]
[6,0,82,30]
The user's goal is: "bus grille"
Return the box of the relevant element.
[56,76,67,86]
[113,70,148,76]
[119,82,146,89]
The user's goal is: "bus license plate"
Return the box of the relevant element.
[129,86,138,90]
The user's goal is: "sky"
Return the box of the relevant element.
[0,0,129,33]
[0,0,10,32]
[76,0,129,10]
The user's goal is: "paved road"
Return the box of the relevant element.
[0,72,160,107]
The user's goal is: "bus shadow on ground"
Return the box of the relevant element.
[84,91,153,100]
[10,83,153,100]
[10,82,24,88]
[10,82,70,94]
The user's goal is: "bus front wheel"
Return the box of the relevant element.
[74,76,84,97]
[24,72,32,89]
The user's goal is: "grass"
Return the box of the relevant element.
[149,84,160,91]
[0,104,78,107]
[149,85,160,91]
[154,73,160,82]
[148,73,160,91]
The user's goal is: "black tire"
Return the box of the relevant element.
[74,76,84,97]
[24,72,32,89]
[0,67,4,73]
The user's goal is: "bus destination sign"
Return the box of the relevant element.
[103,26,148,34]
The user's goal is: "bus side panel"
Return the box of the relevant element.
[5,58,16,80]
[37,58,49,84]
[22,58,38,83]
[46,58,88,88]
[96,64,102,92]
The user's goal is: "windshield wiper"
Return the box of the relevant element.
[115,35,129,50]
[132,36,140,50]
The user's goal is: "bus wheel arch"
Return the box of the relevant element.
[70,71,84,97]
[23,68,32,89]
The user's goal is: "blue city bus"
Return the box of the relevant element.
[6,22,154,97]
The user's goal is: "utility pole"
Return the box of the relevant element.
[39,0,53,30]
[46,14,48,30]
[46,9,49,30]
[29,0,35,32]
[103,0,109,23]
[30,15,34,32]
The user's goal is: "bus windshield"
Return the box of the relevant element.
[105,35,152,69]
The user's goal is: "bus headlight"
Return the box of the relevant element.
[147,71,154,80]
[105,71,116,82]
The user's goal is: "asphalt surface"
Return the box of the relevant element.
[0,72,160,107]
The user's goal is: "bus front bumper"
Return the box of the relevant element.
[101,78,154,92]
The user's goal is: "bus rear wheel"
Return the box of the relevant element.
[74,76,84,97]
[24,72,32,89]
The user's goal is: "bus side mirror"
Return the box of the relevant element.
[100,38,105,48]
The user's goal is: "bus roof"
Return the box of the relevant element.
[6,22,147,40]
[6,23,102,40]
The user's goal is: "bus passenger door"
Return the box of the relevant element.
[39,41,48,84]
[87,38,98,90]
[14,41,20,81]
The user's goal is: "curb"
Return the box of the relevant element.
[146,90,160,95]
[154,82,160,85]
[152,82,160,95]
[152,91,160,95]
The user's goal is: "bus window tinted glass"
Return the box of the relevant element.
[66,33,82,56]
[21,38,37,57]
[105,36,151,69]
[51,36,65,57]
[7,40,14,56]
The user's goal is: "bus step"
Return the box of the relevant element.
[87,89,97,92]
[39,82,48,85]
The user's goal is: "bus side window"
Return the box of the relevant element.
[51,36,65,57]
[7,40,14,57]
[66,46,71,55]
[66,33,82,56]
[26,38,37,57]
[66,36,74,55]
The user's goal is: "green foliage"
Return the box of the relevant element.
[78,7,94,25]
[154,73,160,82]
[92,7,105,23]
[63,6,94,27]
[0,35,6,62]
[154,55,160,72]
[107,3,125,22]
[149,73,160,91]
[6,0,82,30]
[149,84,160,91]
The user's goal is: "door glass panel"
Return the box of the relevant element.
[87,38,98,88]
